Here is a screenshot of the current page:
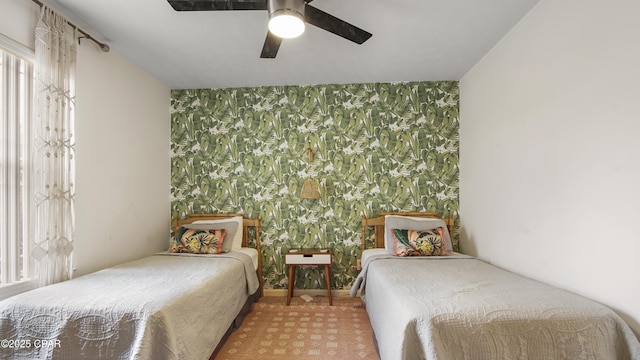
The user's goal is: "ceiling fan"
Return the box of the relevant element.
[167,0,373,58]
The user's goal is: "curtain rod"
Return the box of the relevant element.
[31,0,110,52]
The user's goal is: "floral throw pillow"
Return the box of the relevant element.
[169,227,226,254]
[391,227,450,257]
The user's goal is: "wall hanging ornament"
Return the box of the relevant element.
[300,147,320,199]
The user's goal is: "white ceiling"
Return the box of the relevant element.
[46,0,539,89]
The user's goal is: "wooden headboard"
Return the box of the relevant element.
[172,213,262,295]
[361,212,454,253]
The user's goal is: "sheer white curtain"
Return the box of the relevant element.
[31,6,77,286]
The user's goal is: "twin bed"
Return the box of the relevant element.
[0,214,261,360]
[351,212,640,360]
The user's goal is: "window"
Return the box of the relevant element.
[0,35,35,299]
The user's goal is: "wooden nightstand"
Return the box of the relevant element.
[285,248,333,305]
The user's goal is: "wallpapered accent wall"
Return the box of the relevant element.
[170,81,459,290]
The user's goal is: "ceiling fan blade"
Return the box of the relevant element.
[260,32,283,58]
[303,4,372,44]
[167,0,267,11]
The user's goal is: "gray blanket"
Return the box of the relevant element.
[351,254,640,360]
[0,252,259,360]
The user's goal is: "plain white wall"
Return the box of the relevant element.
[2,0,171,277]
[460,0,640,336]
[74,39,171,276]
[0,0,38,48]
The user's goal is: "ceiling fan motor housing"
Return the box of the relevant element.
[268,0,305,19]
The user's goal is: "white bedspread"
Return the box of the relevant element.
[0,252,259,360]
[351,254,640,360]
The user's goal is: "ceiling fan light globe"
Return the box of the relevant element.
[269,10,305,39]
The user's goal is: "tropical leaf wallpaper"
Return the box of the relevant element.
[170,81,459,290]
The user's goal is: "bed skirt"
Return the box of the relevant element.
[210,289,260,359]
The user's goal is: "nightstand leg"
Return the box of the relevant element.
[324,265,332,305]
[287,264,296,305]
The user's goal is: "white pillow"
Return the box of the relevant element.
[188,216,244,252]
[384,215,452,254]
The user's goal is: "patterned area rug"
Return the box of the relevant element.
[215,297,379,360]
